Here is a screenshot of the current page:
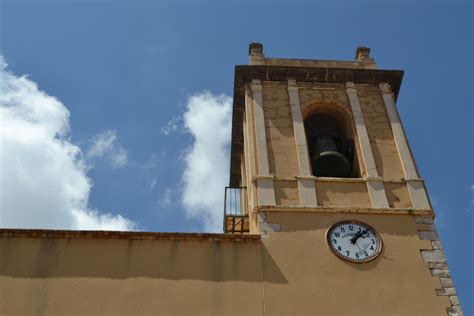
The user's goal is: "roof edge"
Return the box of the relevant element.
[0,228,261,242]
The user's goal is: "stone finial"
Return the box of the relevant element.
[355,47,371,61]
[249,43,264,65]
[249,42,264,56]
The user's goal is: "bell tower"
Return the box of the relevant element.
[225,43,463,315]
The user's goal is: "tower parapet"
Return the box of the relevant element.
[249,42,377,69]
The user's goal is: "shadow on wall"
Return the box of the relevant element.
[339,247,393,271]
[371,141,385,178]
[266,212,418,236]
[0,237,288,284]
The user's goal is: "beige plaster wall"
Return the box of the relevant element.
[263,212,449,315]
[0,237,265,316]
[357,85,404,181]
[273,180,300,206]
[316,181,371,207]
[262,84,299,177]
[0,213,449,316]
[385,182,413,208]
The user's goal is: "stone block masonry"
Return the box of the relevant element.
[415,216,463,316]
[257,212,281,238]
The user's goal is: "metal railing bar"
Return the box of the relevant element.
[223,186,248,233]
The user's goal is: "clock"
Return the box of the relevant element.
[326,220,383,263]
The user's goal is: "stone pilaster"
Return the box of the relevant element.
[251,80,276,206]
[244,87,257,212]
[416,216,463,315]
[407,179,431,210]
[346,81,389,208]
[380,83,431,210]
[287,79,317,207]
[379,83,417,179]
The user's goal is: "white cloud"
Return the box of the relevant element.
[160,188,174,207]
[149,178,157,190]
[181,91,232,232]
[161,116,181,136]
[87,129,128,168]
[138,152,161,171]
[71,208,134,231]
[0,56,136,231]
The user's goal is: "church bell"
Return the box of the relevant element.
[305,113,354,177]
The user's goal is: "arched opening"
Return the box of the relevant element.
[304,108,358,178]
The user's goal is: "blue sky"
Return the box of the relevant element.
[0,0,472,312]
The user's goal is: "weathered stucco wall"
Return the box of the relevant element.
[357,85,404,180]
[273,180,300,206]
[0,213,450,316]
[262,212,450,315]
[262,83,299,177]
[0,234,265,315]
[384,182,413,208]
[315,181,371,207]
[299,86,348,116]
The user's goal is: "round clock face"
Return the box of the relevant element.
[326,221,382,263]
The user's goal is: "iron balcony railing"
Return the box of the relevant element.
[223,186,248,233]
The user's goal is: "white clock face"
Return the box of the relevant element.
[326,221,382,263]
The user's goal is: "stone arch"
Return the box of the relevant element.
[302,101,353,139]
[302,101,362,177]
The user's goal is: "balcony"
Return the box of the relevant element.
[223,187,249,234]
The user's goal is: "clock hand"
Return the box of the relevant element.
[350,233,360,244]
[350,230,368,244]
[350,228,361,244]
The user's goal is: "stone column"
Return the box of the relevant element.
[251,79,276,206]
[379,83,430,209]
[287,79,318,207]
[346,82,389,208]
